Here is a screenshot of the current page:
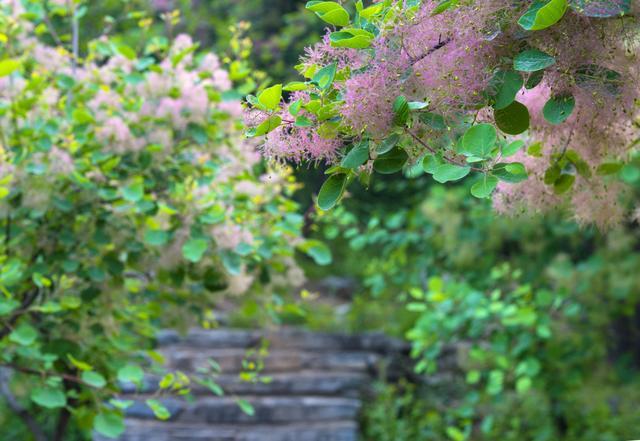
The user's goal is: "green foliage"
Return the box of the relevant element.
[0,3,309,439]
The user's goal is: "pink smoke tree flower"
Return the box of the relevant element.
[245,0,640,227]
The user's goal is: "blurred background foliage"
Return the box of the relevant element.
[4,1,640,440]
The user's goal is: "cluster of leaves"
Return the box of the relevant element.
[0,2,328,439]
[311,173,640,439]
[245,0,639,225]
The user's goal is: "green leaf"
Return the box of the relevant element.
[117,44,137,60]
[596,162,623,175]
[462,124,497,158]
[257,84,282,111]
[503,140,525,157]
[516,376,533,394]
[341,141,369,169]
[0,59,21,77]
[293,116,312,128]
[117,364,144,384]
[373,147,408,174]
[298,240,333,265]
[82,371,107,389]
[566,150,592,178]
[494,101,530,135]
[514,49,556,72]
[94,411,125,439]
[236,398,255,416]
[492,162,529,183]
[526,70,545,89]
[146,399,171,420]
[283,82,309,92]
[312,63,337,90]
[575,64,623,95]
[0,298,20,316]
[554,174,575,194]
[376,134,400,155]
[182,238,209,263]
[518,0,568,31]
[543,95,575,124]
[432,0,459,15]
[251,115,282,136]
[471,175,499,198]
[306,1,350,26]
[317,173,347,210]
[329,29,374,49]
[221,251,242,275]
[121,179,144,202]
[433,164,471,183]
[422,155,443,174]
[9,323,38,346]
[489,70,524,110]
[31,387,66,409]
[392,96,409,127]
[144,229,169,246]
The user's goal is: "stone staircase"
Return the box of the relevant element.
[101,328,408,441]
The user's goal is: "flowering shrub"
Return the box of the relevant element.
[0,2,320,439]
[245,0,640,227]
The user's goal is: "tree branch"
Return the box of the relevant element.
[0,288,41,340]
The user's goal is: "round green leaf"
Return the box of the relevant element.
[306,1,350,26]
[182,238,209,263]
[31,387,67,409]
[553,174,576,194]
[257,84,282,111]
[299,239,333,266]
[518,0,568,31]
[82,371,107,389]
[9,323,38,346]
[146,399,171,420]
[317,173,347,211]
[117,364,144,384]
[392,96,409,127]
[494,101,530,135]
[373,147,409,174]
[0,59,21,77]
[471,175,499,198]
[462,124,497,158]
[94,412,125,439]
[433,164,471,183]
[543,95,575,124]
[514,49,556,72]
[490,70,524,110]
[503,140,525,157]
[341,142,369,169]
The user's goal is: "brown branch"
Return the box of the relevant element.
[0,288,40,340]
[1,363,87,387]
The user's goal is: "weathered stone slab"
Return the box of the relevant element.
[96,420,358,441]
[163,348,381,373]
[157,328,409,353]
[126,396,361,424]
[122,371,369,397]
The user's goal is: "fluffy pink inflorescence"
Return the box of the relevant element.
[342,62,401,138]
[262,124,343,164]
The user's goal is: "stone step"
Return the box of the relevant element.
[98,420,358,441]
[157,328,408,353]
[125,396,361,425]
[123,371,369,397]
[163,348,382,374]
